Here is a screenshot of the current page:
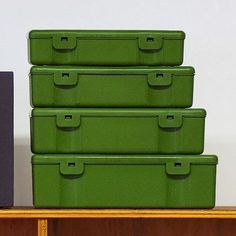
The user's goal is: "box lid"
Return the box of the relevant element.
[30,66,194,76]
[32,154,217,165]
[32,155,217,176]
[31,108,206,118]
[29,30,185,40]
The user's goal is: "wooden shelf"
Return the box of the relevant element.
[0,207,236,219]
[0,208,236,236]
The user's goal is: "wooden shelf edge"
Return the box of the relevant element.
[0,208,236,219]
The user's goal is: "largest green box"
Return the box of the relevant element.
[31,108,206,154]
[32,154,217,208]
[29,30,185,66]
[30,66,194,108]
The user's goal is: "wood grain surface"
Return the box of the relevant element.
[38,219,47,236]
[0,219,37,236]
[1,208,236,219]
[48,218,236,236]
[0,209,236,236]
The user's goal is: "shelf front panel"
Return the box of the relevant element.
[0,208,236,219]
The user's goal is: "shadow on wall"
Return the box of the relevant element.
[14,137,32,207]
[205,136,236,206]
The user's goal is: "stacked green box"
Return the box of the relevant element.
[29,30,185,66]
[30,66,195,108]
[32,155,217,208]
[29,30,217,208]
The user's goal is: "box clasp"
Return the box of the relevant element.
[147,72,172,86]
[56,114,80,128]
[166,161,190,175]
[60,160,84,175]
[52,35,77,50]
[138,35,163,50]
[54,72,78,86]
[158,114,183,129]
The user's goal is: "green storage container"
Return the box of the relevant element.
[32,154,217,208]
[31,108,206,154]
[30,66,194,108]
[29,30,185,66]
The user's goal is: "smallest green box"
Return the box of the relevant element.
[29,30,185,66]
[32,155,217,208]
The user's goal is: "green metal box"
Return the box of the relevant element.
[32,154,217,208]
[29,30,185,66]
[31,108,205,154]
[30,66,194,108]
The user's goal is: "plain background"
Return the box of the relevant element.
[0,0,235,206]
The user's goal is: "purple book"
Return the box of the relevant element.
[0,72,13,207]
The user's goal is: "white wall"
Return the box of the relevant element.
[0,0,235,206]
